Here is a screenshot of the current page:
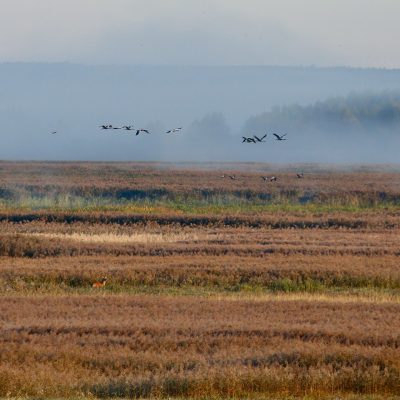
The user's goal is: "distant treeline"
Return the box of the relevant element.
[243,91,400,134]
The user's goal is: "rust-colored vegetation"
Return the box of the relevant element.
[0,162,399,398]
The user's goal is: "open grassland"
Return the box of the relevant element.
[1,162,400,214]
[1,296,399,398]
[0,162,399,398]
[0,223,400,296]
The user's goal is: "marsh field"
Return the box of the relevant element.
[0,161,399,399]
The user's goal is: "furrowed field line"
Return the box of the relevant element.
[1,292,399,304]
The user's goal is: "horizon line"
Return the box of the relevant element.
[0,61,399,71]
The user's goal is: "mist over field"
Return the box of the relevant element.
[3,3,400,399]
[1,63,400,163]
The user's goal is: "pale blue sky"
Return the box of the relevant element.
[1,0,399,67]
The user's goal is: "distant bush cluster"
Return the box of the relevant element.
[244,91,400,134]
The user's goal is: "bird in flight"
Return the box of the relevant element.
[123,126,134,131]
[100,125,113,130]
[242,136,257,143]
[296,173,304,179]
[136,129,150,136]
[50,131,57,135]
[254,134,267,142]
[166,127,183,133]
[273,133,287,141]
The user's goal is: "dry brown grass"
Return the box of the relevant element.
[1,162,400,210]
[0,163,399,398]
[0,252,399,294]
[22,231,209,244]
[0,221,400,260]
[0,295,399,398]
[1,161,400,193]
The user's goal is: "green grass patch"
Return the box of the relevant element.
[1,194,400,215]
[2,277,400,300]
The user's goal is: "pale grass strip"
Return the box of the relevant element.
[2,291,399,304]
[21,231,212,244]
[210,291,400,304]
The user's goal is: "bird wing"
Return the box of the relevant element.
[261,134,267,140]
[254,135,261,141]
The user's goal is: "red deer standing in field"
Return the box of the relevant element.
[92,277,107,288]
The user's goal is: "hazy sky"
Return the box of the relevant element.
[1,0,399,68]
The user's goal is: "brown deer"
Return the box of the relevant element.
[92,277,107,288]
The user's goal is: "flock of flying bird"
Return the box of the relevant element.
[242,133,287,143]
[99,125,289,143]
[97,125,288,142]
[50,125,299,181]
[99,124,183,135]
[51,126,288,143]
